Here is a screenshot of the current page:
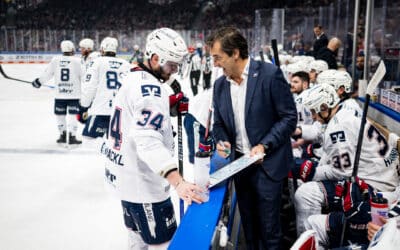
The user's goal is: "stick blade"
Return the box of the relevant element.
[366,61,386,96]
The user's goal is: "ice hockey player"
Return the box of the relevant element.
[317,69,361,113]
[78,37,130,142]
[128,44,144,65]
[79,38,101,72]
[308,59,328,87]
[32,40,83,145]
[290,71,313,158]
[291,84,399,241]
[102,27,205,249]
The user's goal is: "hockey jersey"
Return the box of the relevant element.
[81,56,130,116]
[39,55,82,99]
[103,68,176,203]
[313,107,399,192]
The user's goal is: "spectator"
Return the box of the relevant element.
[312,25,329,57]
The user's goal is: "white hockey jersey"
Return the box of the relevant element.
[313,107,399,192]
[39,55,82,99]
[103,68,176,203]
[81,51,101,76]
[339,97,362,114]
[81,56,130,116]
[293,93,314,157]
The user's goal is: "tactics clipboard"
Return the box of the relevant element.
[209,153,264,188]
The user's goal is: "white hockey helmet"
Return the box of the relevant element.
[301,83,340,113]
[145,28,188,66]
[133,44,139,50]
[60,40,75,53]
[317,69,353,93]
[287,61,310,74]
[100,37,118,53]
[79,38,94,50]
[309,60,328,73]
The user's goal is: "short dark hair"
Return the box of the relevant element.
[314,25,323,29]
[292,71,310,83]
[206,27,248,59]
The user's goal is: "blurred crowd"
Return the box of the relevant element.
[1,0,333,30]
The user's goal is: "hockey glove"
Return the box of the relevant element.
[343,178,372,225]
[169,92,189,117]
[76,105,89,124]
[32,78,42,88]
[306,143,322,159]
[332,179,346,211]
[290,160,317,182]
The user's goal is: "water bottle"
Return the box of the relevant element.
[371,193,389,226]
[194,151,211,202]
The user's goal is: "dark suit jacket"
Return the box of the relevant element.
[316,47,338,69]
[212,59,297,181]
[313,33,329,57]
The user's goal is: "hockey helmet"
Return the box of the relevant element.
[301,83,340,113]
[79,38,94,50]
[317,69,353,93]
[100,37,118,53]
[145,28,188,66]
[60,40,75,53]
[287,61,310,74]
[309,60,328,73]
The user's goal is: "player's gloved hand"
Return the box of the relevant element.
[32,78,42,88]
[343,177,372,224]
[175,179,205,205]
[290,159,317,182]
[306,143,322,159]
[332,179,346,211]
[169,92,189,116]
[76,105,89,124]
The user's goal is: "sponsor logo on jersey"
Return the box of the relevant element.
[100,142,124,166]
[330,131,346,143]
[59,88,73,94]
[109,61,123,69]
[59,60,71,67]
[141,85,161,97]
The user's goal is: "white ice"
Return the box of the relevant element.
[0,64,196,250]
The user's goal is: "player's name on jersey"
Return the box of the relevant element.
[100,142,124,166]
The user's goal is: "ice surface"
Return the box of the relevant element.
[0,64,196,250]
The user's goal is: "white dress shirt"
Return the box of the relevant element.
[227,58,252,154]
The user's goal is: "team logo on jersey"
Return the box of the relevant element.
[141,85,161,97]
[330,131,346,143]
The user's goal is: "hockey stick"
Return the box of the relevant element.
[340,60,386,246]
[271,39,280,68]
[0,64,54,88]
[351,60,386,180]
[169,79,185,219]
